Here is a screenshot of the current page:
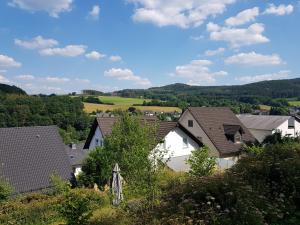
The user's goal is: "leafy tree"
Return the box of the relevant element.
[80,112,166,205]
[187,146,216,177]
[78,147,114,188]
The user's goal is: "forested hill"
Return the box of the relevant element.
[115,78,300,100]
[0,83,26,95]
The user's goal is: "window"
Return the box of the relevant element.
[95,138,99,146]
[188,120,193,127]
[183,137,188,148]
[100,139,103,146]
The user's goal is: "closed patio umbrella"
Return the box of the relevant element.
[112,163,123,205]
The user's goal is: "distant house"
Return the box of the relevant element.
[83,117,203,172]
[179,107,256,169]
[237,115,300,143]
[65,143,88,176]
[0,126,73,194]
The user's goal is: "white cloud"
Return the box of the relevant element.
[8,0,73,18]
[85,51,106,60]
[225,52,283,66]
[15,36,58,49]
[0,75,10,84]
[39,45,86,57]
[207,22,269,48]
[264,4,293,16]
[236,70,290,83]
[128,0,236,28]
[225,7,259,26]
[104,68,151,87]
[109,55,122,62]
[172,59,227,85]
[190,35,204,41]
[45,76,70,82]
[0,54,21,68]
[204,47,225,56]
[88,5,100,20]
[16,74,35,80]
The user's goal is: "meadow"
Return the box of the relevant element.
[289,101,300,106]
[84,102,181,113]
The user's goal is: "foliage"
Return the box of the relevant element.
[0,94,91,143]
[50,174,71,195]
[84,96,103,104]
[270,106,289,115]
[263,132,299,145]
[57,189,96,225]
[0,179,12,202]
[80,112,166,206]
[78,147,114,189]
[130,141,300,225]
[187,146,216,177]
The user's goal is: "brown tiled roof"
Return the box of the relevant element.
[186,107,255,157]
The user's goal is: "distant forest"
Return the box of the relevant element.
[0,86,91,143]
[1,78,300,143]
[115,78,300,112]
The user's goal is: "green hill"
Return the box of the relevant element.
[0,83,26,95]
[116,78,300,99]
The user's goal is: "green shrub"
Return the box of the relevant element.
[0,179,12,202]
[58,188,103,225]
[187,146,216,177]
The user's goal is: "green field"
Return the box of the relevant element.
[289,101,300,106]
[84,96,181,113]
[259,105,271,110]
[98,95,149,105]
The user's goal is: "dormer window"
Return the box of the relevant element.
[223,124,243,144]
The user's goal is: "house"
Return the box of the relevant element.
[179,107,256,169]
[0,126,73,194]
[83,117,203,172]
[65,143,88,176]
[237,115,300,143]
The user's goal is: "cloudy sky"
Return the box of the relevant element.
[0,0,299,94]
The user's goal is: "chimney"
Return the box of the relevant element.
[71,143,76,150]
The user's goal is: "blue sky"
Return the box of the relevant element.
[0,0,299,94]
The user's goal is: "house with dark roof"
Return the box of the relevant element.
[237,114,300,143]
[179,107,256,169]
[84,117,203,172]
[0,126,73,194]
[65,143,88,176]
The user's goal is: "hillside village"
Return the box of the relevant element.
[1,1,300,224]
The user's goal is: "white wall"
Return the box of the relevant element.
[89,127,104,150]
[156,127,200,159]
[179,110,220,157]
[74,166,82,177]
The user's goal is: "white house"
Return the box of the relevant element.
[178,107,256,169]
[237,115,300,143]
[83,117,203,172]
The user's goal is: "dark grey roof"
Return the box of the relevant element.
[65,143,88,166]
[237,114,290,131]
[0,126,73,194]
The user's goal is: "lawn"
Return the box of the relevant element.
[98,96,149,105]
[289,101,300,106]
[259,104,271,110]
[84,103,181,113]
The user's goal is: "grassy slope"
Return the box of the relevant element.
[289,101,300,106]
[84,103,181,113]
[84,96,181,113]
